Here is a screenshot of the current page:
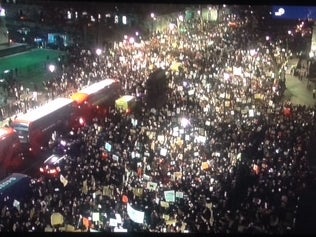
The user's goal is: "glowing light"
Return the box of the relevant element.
[48,64,55,73]
[122,15,127,25]
[275,8,285,16]
[129,37,135,44]
[96,48,102,56]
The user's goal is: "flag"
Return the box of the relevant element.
[127,203,144,224]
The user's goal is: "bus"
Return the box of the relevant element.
[0,173,31,206]
[0,127,22,178]
[71,79,121,124]
[12,97,75,155]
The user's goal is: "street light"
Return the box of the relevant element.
[150,13,155,35]
[95,48,102,65]
[48,64,56,99]
[48,64,55,73]
[96,48,102,56]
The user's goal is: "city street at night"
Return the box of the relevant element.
[1,1,316,234]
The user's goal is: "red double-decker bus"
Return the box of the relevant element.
[0,127,22,178]
[12,97,75,155]
[71,79,121,125]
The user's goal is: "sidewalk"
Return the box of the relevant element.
[282,57,316,107]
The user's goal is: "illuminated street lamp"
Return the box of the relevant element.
[96,48,102,56]
[150,13,155,35]
[96,48,102,64]
[48,64,55,73]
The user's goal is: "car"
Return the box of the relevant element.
[39,154,67,177]
[54,137,83,157]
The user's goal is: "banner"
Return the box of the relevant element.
[164,190,175,202]
[127,203,144,224]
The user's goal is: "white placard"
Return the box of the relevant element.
[92,212,100,222]
[114,227,128,232]
[160,148,167,156]
[249,109,254,117]
[158,135,164,143]
[112,154,119,161]
[175,191,184,199]
[109,218,117,227]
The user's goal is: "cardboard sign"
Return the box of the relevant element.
[146,182,158,191]
[201,162,209,170]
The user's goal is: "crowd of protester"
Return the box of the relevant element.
[0,6,316,234]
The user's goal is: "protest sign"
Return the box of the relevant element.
[163,214,170,220]
[105,142,112,152]
[51,212,64,226]
[114,227,128,232]
[82,180,88,195]
[201,162,209,170]
[164,190,175,202]
[103,186,113,197]
[109,218,117,227]
[174,172,182,180]
[160,201,170,208]
[160,148,167,156]
[133,187,143,197]
[60,174,68,187]
[13,199,20,211]
[175,191,184,199]
[146,181,158,191]
[92,212,100,222]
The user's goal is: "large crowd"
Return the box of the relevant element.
[0,6,316,234]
